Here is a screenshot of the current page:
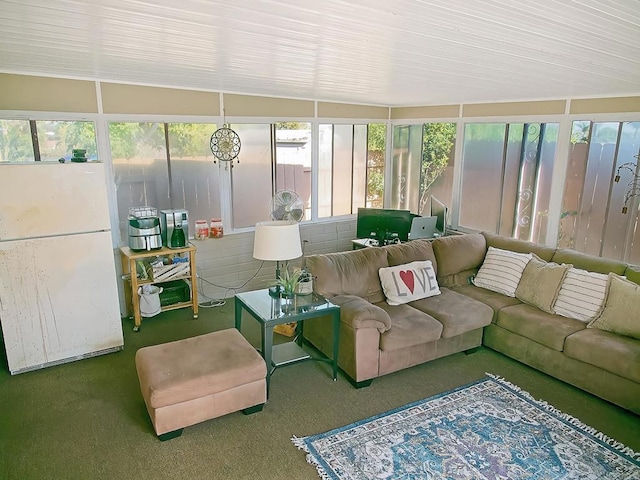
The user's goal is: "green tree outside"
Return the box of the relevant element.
[108,123,143,159]
[0,120,33,162]
[367,123,386,207]
[419,123,456,213]
[58,122,98,158]
[275,122,302,130]
[168,123,215,158]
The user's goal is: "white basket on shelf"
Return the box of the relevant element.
[152,263,190,282]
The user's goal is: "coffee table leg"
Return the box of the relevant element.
[234,297,242,331]
[332,311,339,381]
[262,324,274,396]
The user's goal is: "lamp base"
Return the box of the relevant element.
[268,285,282,297]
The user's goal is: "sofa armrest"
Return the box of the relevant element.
[330,294,391,333]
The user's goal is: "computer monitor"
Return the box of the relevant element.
[356,208,414,243]
[430,196,448,235]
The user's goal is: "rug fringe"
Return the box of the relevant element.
[291,436,334,480]
[485,372,640,461]
[291,435,308,451]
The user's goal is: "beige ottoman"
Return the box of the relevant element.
[135,328,267,440]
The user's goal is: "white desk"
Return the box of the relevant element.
[352,235,443,249]
[351,238,380,249]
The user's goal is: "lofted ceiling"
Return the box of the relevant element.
[1,0,639,107]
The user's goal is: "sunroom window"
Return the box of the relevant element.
[558,120,640,262]
[458,122,558,244]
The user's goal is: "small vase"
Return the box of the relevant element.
[281,290,295,300]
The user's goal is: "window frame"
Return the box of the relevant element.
[0,113,100,163]
[99,114,389,243]
[7,107,636,258]
[558,115,640,262]
[450,114,568,245]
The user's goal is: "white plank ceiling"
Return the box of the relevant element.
[1,0,639,107]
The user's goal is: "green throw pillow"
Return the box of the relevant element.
[515,255,571,313]
[587,274,640,340]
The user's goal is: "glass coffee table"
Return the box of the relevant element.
[234,289,340,394]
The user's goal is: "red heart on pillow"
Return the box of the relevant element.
[399,270,415,294]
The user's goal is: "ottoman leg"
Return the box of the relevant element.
[158,428,184,441]
[242,404,264,415]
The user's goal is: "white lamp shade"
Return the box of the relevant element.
[253,220,303,261]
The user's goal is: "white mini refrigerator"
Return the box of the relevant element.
[0,162,124,374]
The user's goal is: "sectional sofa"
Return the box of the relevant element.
[303,232,640,414]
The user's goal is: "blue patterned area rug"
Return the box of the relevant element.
[292,374,640,479]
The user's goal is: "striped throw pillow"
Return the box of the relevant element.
[553,268,609,322]
[472,247,532,297]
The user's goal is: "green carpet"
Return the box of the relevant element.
[0,301,638,480]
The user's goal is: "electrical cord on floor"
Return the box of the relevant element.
[196,261,266,308]
[199,298,226,308]
[196,274,226,308]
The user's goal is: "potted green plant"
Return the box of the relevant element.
[273,264,303,298]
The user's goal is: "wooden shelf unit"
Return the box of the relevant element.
[120,244,199,331]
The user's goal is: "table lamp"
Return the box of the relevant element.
[253,220,303,296]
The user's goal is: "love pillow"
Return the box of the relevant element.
[378,260,441,306]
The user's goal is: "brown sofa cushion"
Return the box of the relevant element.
[451,284,522,321]
[564,328,640,384]
[375,302,443,351]
[496,304,585,351]
[482,231,556,261]
[307,247,389,303]
[384,239,437,273]
[515,255,571,313]
[587,274,640,340]
[551,248,627,275]
[624,264,640,285]
[432,233,486,287]
[410,287,493,338]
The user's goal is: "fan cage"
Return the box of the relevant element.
[270,190,305,222]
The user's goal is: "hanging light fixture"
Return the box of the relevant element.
[614,151,640,214]
[210,108,241,165]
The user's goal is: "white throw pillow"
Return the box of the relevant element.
[553,268,610,322]
[379,260,440,306]
[472,247,532,297]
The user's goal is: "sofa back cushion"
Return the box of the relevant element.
[553,267,609,322]
[384,239,437,274]
[587,274,640,340]
[472,247,532,297]
[515,255,571,313]
[306,247,389,303]
[482,231,556,261]
[551,248,627,275]
[432,233,486,287]
[624,265,640,285]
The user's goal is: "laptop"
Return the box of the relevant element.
[409,216,439,240]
